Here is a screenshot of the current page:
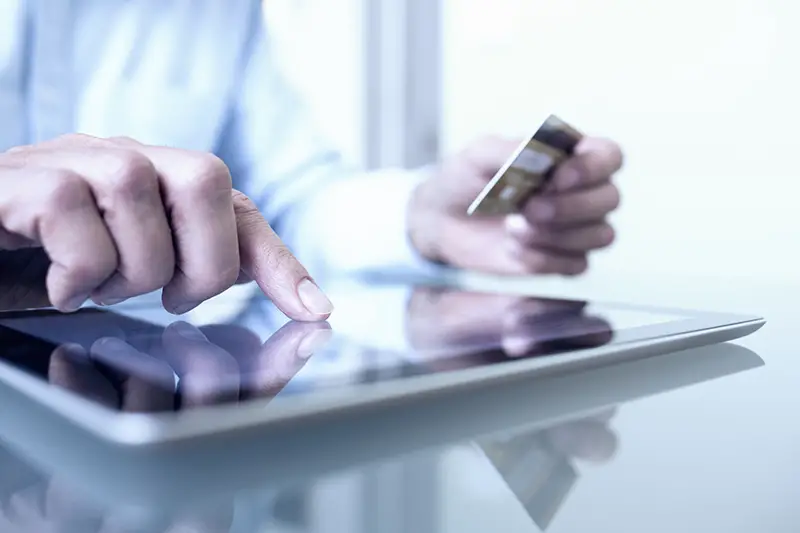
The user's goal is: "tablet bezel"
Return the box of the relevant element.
[0,300,765,447]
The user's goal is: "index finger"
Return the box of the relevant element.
[232,191,333,321]
[551,137,624,192]
[238,321,332,399]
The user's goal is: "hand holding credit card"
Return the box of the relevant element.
[468,115,584,216]
[407,114,623,276]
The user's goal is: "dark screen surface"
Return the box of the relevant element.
[0,286,703,414]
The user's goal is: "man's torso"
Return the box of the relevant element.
[0,0,256,153]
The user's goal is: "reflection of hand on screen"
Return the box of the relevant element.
[405,287,613,362]
[47,320,332,411]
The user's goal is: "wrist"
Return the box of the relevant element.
[407,180,448,265]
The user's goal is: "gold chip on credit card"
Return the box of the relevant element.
[467,114,584,216]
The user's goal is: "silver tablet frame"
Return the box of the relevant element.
[0,307,765,447]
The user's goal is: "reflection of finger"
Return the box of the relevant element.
[407,288,513,351]
[161,322,240,406]
[500,335,538,357]
[90,337,176,412]
[48,344,119,408]
[297,327,334,359]
[243,321,332,398]
[198,324,262,366]
[505,314,613,349]
[546,420,618,463]
[506,297,586,319]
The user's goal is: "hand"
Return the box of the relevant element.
[405,287,613,362]
[0,134,333,320]
[0,317,332,532]
[408,135,623,275]
[47,319,333,410]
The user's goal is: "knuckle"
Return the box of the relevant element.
[107,136,141,146]
[59,133,95,143]
[57,133,107,149]
[231,189,258,212]
[101,150,158,197]
[40,170,94,213]
[177,153,232,194]
[4,144,32,155]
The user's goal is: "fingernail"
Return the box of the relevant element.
[62,294,88,313]
[170,302,199,315]
[297,279,334,316]
[502,336,535,357]
[505,214,530,235]
[297,329,334,359]
[171,321,206,341]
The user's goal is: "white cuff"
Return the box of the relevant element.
[283,167,443,277]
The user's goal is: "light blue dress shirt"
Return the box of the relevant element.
[0,0,431,277]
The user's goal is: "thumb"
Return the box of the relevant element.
[232,191,333,322]
[459,135,522,178]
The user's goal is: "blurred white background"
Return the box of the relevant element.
[256,3,796,530]
[265,0,366,169]
[442,0,798,284]
[266,0,799,286]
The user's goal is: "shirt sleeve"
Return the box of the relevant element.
[215,2,444,279]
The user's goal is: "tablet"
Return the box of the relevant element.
[0,341,763,510]
[0,283,764,447]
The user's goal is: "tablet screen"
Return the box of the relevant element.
[0,286,692,413]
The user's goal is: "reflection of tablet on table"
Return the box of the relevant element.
[0,287,763,447]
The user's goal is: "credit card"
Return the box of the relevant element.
[467,115,583,216]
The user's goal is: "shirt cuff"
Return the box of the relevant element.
[282,166,445,278]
